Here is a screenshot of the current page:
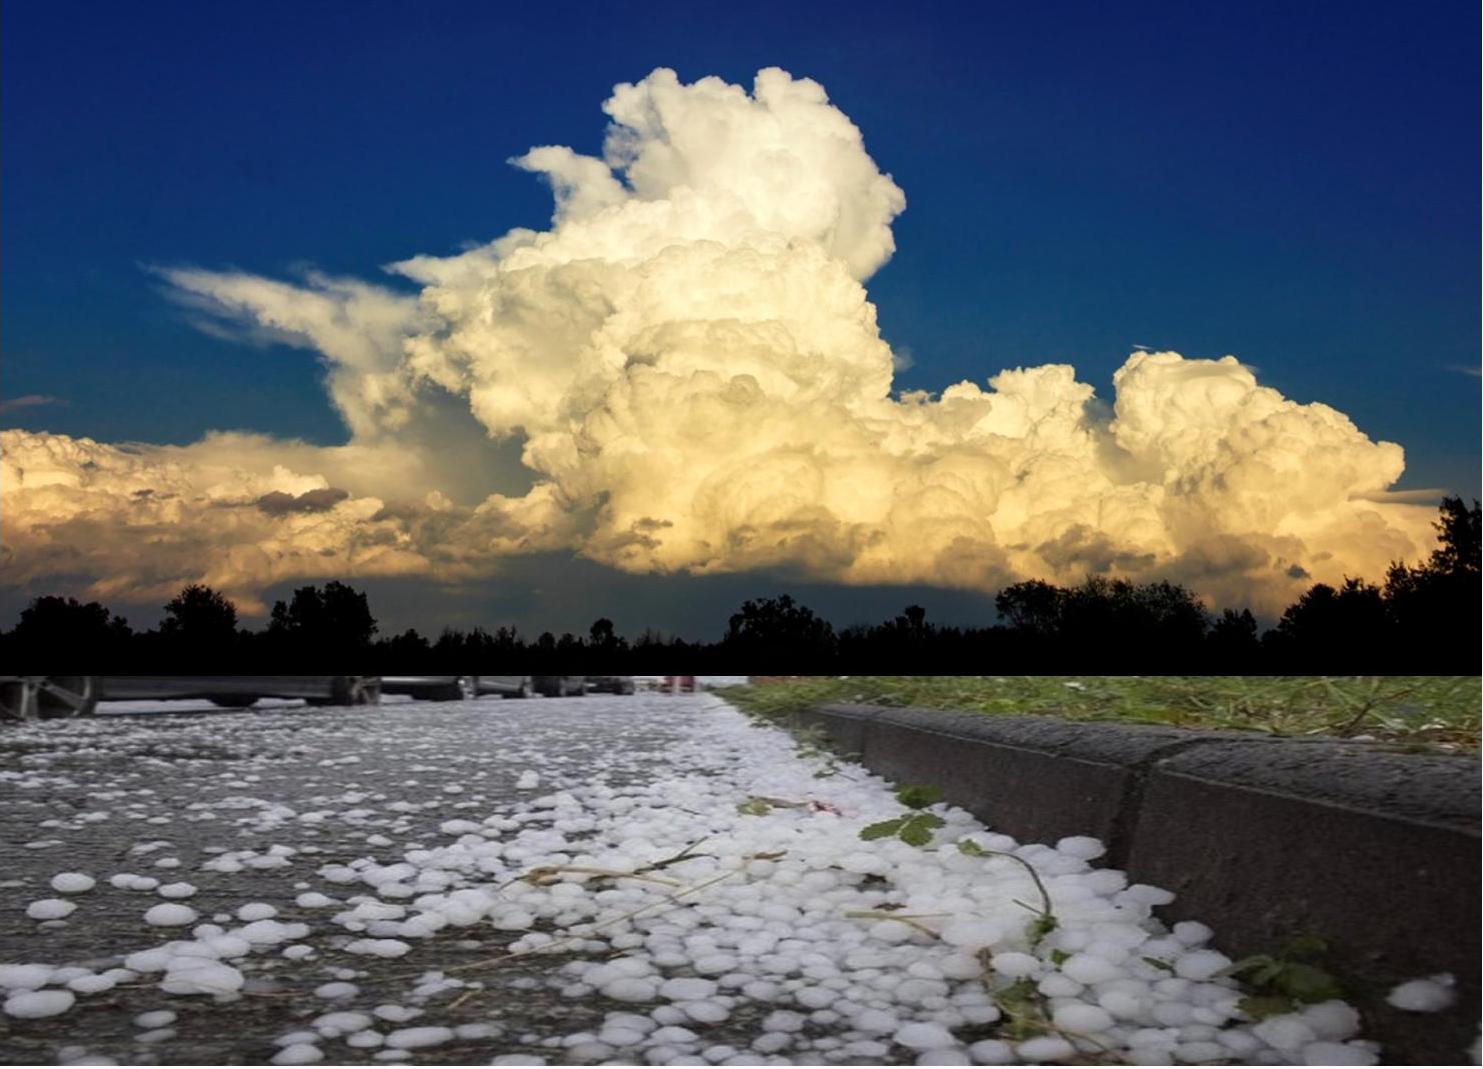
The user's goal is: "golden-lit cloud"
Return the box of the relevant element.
[2,68,1437,614]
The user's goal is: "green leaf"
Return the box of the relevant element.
[894,784,945,810]
[1274,962,1343,1004]
[957,839,987,857]
[736,799,771,816]
[1279,934,1329,961]
[1238,994,1296,1021]
[1028,912,1058,945]
[860,818,906,841]
[1141,956,1175,972]
[898,815,940,847]
[1049,949,1070,966]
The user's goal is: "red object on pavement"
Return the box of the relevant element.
[662,675,697,692]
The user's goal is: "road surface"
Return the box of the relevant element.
[0,693,1382,1066]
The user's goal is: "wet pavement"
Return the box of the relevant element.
[0,693,713,1065]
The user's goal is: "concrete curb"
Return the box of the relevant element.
[790,702,1480,1066]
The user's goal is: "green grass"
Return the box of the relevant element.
[717,676,1480,752]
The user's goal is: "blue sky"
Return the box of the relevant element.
[2,1,1477,635]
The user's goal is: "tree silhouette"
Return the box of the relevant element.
[3,596,133,666]
[1208,607,1261,669]
[995,579,1062,635]
[1382,496,1479,669]
[266,581,377,664]
[724,594,836,665]
[158,584,239,664]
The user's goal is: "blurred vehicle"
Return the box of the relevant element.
[662,675,697,693]
[474,676,534,699]
[532,676,586,697]
[379,676,474,701]
[0,676,380,720]
[585,676,636,694]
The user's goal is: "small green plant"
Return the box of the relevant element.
[859,784,946,846]
[1225,935,1344,1020]
[993,976,1053,1041]
[957,839,1058,946]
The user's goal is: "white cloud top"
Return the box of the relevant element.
[1,68,1434,613]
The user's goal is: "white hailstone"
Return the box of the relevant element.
[600,978,657,1003]
[516,771,540,789]
[679,1001,728,1024]
[157,883,197,899]
[384,1027,454,1049]
[917,1050,970,1065]
[1051,1003,1114,1034]
[295,892,334,908]
[373,1004,419,1022]
[143,904,197,927]
[161,958,244,996]
[1116,883,1176,907]
[1300,999,1362,1040]
[1055,836,1106,860]
[967,1039,1015,1064]
[940,921,1002,949]
[693,953,739,975]
[1016,1036,1076,1062]
[5,989,76,1018]
[1252,1015,1319,1051]
[344,939,410,958]
[1171,920,1213,946]
[51,873,96,894]
[313,1011,372,1036]
[853,1009,899,1034]
[752,1033,792,1054]
[134,1010,177,1029]
[870,920,918,943]
[237,903,278,921]
[1058,953,1121,985]
[270,1044,322,1065]
[314,982,360,1000]
[940,954,986,980]
[1173,949,1231,980]
[1037,973,1083,998]
[1302,1041,1379,1066]
[0,964,54,990]
[1386,973,1456,1012]
[893,1023,958,1051]
[68,973,118,995]
[1097,989,1145,1019]
[239,920,307,945]
[761,1011,806,1034]
[27,898,77,921]
[491,911,534,931]
[489,1058,545,1066]
[989,952,1040,978]
[795,986,837,1009]
[659,977,717,1001]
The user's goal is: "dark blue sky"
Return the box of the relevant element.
[2,2,1478,634]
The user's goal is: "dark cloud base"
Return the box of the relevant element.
[0,554,1001,643]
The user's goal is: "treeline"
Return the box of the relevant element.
[2,498,1476,673]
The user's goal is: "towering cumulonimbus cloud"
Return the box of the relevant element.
[1,67,1437,613]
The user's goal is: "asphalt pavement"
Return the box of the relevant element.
[0,693,709,1065]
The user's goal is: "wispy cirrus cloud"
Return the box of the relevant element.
[0,394,65,413]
